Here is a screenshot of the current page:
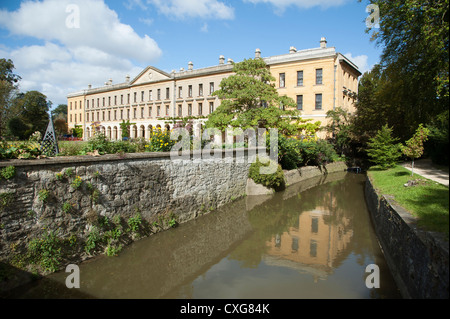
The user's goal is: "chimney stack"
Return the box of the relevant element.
[219,55,225,65]
[227,58,234,64]
[320,37,327,48]
[289,46,297,54]
[188,61,193,71]
[126,75,130,83]
[255,48,261,59]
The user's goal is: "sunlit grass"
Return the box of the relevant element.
[368,165,449,236]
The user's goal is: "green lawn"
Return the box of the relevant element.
[368,165,449,237]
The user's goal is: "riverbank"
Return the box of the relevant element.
[368,165,449,236]
[401,158,449,187]
[365,166,449,299]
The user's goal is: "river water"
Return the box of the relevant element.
[8,171,401,299]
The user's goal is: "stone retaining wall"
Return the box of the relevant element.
[246,161,348,196]
[365,175,449,299]
[0,150,252,264]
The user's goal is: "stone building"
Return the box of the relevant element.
[67,38,361,140]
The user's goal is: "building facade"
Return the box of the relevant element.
[67,38,361,140]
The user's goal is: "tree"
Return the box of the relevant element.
[366,125,401,169]
[359,0,449,140]
[426,109,449,165]
[120,120,135,140]
[13,91,50,138]
[6,117,29,140]
[400,124,431,176]
[206,58,309,136]
[71,124,83,138]
[0,58,21,137]
[325,107,354,156]
[52,104,68,121]
[54,118,68,137]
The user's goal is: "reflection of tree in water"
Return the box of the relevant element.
[229,173,376,269]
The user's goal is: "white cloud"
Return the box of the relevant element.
[148,0,235,20]
[343,53,372,74]
[0,0,162,106]
[245,0,351,14]
[124,0,149,10]
[0,0,161,63]
[139,17,154,26]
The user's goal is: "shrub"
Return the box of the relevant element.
[108,140,137,154]
[0,141,41,159]
[248,157,285,190]
[27,231,62,273]
[83,133,110,155]
[270,134,339,170]
[311,139,340,166]
[275,134,302,170]
[146,128,175,152]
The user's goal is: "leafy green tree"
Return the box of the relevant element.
[400,124,431,176]
[54,118,68,137]
[425,109,449,165]
[72,125,83,138]
[51,104,68,121]
[366,125,401,169]
[13,91,50,138]
[325,107,354,156]
[353,65,392,141]
[6,117,29,140]
[359,0,449,140]
[119,120,135,140]
[0,58,21,137]
[206,58,306,136]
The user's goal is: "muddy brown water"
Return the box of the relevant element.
[7,171,402,299]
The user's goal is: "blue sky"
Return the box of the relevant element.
[0,0,382,108]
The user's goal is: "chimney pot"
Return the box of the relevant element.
[320,37,327,48]
[188,61,193,70]
[255,48,261,59]
[219,55,225,64]
[290,46,297,53]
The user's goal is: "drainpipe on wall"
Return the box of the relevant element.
[172,74,177,120]
[83,95,87,141]
[333,57,337,111]
[332,56,338,139]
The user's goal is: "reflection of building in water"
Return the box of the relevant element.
[264,193,353,282]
